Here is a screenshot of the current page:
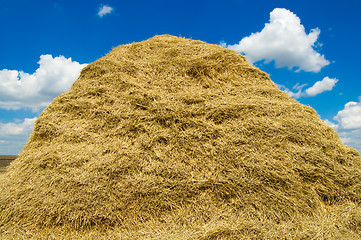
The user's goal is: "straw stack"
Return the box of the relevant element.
[1,35,360,239]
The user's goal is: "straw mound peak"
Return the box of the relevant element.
[1,35,361,238]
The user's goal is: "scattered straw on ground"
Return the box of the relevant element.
[1,35,360,239]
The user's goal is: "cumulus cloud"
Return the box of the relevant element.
[334,97,361,129]
[223,8,330,72]
[305,77,338,97]
[0,117,37,154]
[278,77,338,99]
[337,128,361,153]
[0,118,37,136]
[0,55,87,111]
[323,119,338,129]
[324,97,361,153]
[98,4,114,17]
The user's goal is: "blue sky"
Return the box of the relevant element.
[0,0,360,154]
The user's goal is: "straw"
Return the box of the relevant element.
[1,35,360,239]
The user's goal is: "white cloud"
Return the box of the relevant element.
[337,128,361,153]
[0,118,37,136]
[277,83,305,99]
[334,97,361,129]
[223,8,330,72]
[324,97,361,153]
[0,117,37,155]
[97,4,114,17]
[305,77,338,97]
[323,119,338,129]
[0,55,87,111]
[278,77,338,99]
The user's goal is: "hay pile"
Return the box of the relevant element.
[1,35,361,239]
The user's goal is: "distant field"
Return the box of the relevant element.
[0,155,17,175]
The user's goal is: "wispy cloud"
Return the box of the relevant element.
[97,4,114,18]
[278,77,338,99]
[221,8,330,72]
[0,55,87,111]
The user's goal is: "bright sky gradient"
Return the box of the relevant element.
[1,0,360,154]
